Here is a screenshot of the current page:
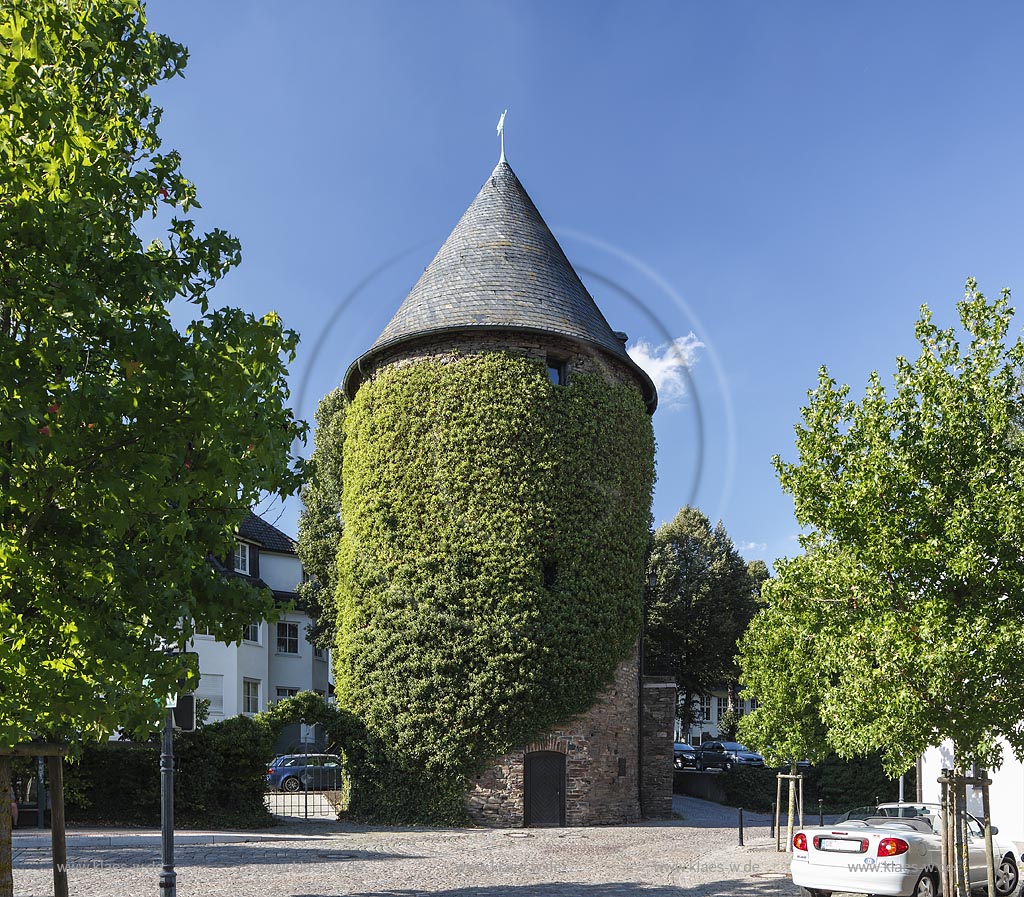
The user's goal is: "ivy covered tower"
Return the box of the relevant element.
[340,157,669,825]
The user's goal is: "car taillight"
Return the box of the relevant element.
[793,832,808,851]
[878,837,909,857]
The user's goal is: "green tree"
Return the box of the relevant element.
[716,707,742,742]
[644,506,759,740]
[296,388,346,649]
[742,281,1024,895]
[737,554,834,767]
[746,559,770,602]
[0,4,304,887]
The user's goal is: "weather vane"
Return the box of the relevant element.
[497,109,507,163]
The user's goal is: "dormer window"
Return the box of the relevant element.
[547,356,569,386]
[233,541,250,575]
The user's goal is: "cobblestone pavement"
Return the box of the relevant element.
[11,796,823,897]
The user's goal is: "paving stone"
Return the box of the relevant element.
[11,796,814,897]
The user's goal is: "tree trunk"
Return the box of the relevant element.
[678,689,694,742]
[0,756,12,897]
[941,755,973,897]
[982,777,996,897]
[786,763,796,854]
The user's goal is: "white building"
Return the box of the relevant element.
[920,741,1024,845]
[678,688,757,744]
[188,513,332,721]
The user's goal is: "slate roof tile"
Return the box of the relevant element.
[238,513,296,555]
[344,160,656,411]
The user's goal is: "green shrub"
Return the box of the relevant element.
[710,754,917,815]
[337,353,655,822]
[64,714,275,829]
[175,714,275,828]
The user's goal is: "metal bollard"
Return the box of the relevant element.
[738,806,744,846]
[770,801,775,838]
[818,798,824,827]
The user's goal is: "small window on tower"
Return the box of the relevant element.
[542,560,557,588]
[547,356,568,386]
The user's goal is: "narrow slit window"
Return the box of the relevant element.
[542,560,557,588]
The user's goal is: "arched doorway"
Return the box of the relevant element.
[524,750,566,827]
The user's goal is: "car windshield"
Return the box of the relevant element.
[719,743,748,751]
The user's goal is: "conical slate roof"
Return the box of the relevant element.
[344,160,656,412]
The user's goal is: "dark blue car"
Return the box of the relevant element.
[266,753,343,792]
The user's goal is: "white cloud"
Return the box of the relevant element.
[738,541,768,554]
[627,333,704,407]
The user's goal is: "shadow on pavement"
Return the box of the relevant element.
[290,879,799,897]
[14,844,421,870]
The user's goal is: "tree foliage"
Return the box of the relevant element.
[740,281,1024,778]
[0,0,305,749]
[296,388,346,649]
[737,554,834,766]
[644,506,760,735]
[336,353,654,822]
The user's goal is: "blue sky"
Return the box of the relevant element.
[146,2,1024,564]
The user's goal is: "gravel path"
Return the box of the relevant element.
[11,796,814,897]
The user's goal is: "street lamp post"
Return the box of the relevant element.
[159,706,175,896]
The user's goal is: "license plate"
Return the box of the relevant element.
[819,838,863,852]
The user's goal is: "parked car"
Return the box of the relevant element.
[266,753,343,792]
[673,742,698,769]
[695,741,764,770]
[791,802,1019,897]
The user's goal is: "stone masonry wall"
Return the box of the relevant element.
[366,330,644,394]
[374,329,650,827]
[640,676,677,820]
[465,648,641,827]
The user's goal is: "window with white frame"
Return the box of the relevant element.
[313,645,325,660]
[276,621,299,655]
[242,622,260,643]
[243,679,260,714]
[716,698,726,722]
[233,541,250,574]
[275,687,299,702]
[698,695,711,721]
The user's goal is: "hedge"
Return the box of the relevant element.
[692,753,917,815]
[64,714,275,829]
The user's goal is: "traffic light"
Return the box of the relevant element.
[172,693,196,732]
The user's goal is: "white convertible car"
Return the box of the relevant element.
[791,802,1019,897]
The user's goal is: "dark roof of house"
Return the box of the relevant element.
[238,513,297,555]
[344,160,657,412]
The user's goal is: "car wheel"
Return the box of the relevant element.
[910,870,937,897]
[995,854,1019,897]
[282,776,301,793]
[804,890,831,897]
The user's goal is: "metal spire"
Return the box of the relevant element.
[496,109,507,163]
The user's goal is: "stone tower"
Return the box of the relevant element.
[340,158,671,826]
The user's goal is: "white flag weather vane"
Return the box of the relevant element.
[497,109,507,162]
